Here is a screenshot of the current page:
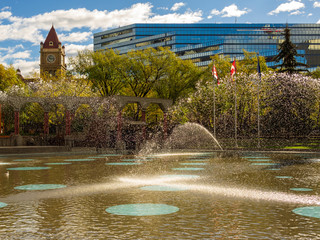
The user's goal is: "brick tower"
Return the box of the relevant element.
[40,26,66,76]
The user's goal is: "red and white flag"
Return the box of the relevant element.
[230,60,236,81]
[212,64,220,85]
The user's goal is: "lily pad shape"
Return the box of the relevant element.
[7,167,51,171]
[106,203,179,216]
[15,184,67,191]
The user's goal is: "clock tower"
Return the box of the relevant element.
[40,26,66,76]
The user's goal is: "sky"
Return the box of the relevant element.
[0,0,319,76]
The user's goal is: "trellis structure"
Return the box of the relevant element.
[1,96,172,147]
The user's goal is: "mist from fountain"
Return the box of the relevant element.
[164,122,223,150]
[138,122,223,157]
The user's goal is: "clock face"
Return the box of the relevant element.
[46,54,56,63]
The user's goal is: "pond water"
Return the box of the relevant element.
[0,151,320,239]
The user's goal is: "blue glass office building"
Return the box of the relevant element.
[94,23,320,69]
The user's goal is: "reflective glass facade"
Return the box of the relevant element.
[94,23,320,69]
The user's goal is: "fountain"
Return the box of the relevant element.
[0,121,320,238]
[164,122,223,151]
[138,122,223,156]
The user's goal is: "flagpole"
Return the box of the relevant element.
[257,53,261,148]
[232,58,238,148]
[212,63,216,138]
[213,81,216,138]
[234,78,238,148]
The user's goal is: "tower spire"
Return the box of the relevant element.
[43,25,61,48]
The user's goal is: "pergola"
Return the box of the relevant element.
[1,95,172,146]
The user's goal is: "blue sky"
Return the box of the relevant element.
[0,0,319,75]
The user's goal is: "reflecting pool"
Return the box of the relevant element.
[0,151,319,239]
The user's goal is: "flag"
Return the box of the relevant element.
[230,59,236,81]
[212,64,220,85]
[257,54,261,79]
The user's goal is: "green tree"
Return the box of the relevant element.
[0,64,24,91]
[238,50,269,76]
[119,47,172,98]
[69,49,124,96]
[308,67,320,79]
[153,57,202,104]
[273,26,308,73]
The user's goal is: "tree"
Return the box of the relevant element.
[69,49,124,96]
[119,47,173,98]
[238,50,269,76]
[273,26,308,73]
[0,64,24,91]
[153,57,202,104]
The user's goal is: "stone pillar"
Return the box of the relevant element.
[117,110,122,142]
[141,109,146,141]
[65,110,71,136]
[44,112,49,135]
[163,112,168,140]
[14,111,19,135]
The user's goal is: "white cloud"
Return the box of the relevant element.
[314,2,320,8]
[210,9,221,15]
[60,32,92,43]
[308,13,313,16]
[12,59,39,76]
[1,50,31,61]
[0,10,12,19]
[0,3,202,44]
[148,11,202,23]
[1,6,10,11]
[268,0,305,15]
[65,44,93,57]
[171,2,186,11]
[290,10,304,15]
[157,7,169,10]
[208,4,250,18]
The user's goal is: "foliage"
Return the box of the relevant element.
[69,49,124,96]
[172,71,320,138]
[153,56,203,104]
[0,64,24,91]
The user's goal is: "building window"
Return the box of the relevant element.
[49,41,54,46]
[101,29,133,39]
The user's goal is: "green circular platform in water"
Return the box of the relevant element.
[140,185,189,191]
[7,167,51,171]
[160,174,200,179]
[45,162,72,165]
[0,163,10,165]
[180,163,207,166]
[276,176,293,179]
[12,159,34,162]
[290,188,313,192]
[242,156,270,159]
[64,159,95,162]
[106,162,142,165]
[251,163,275,166]
[106,203,179,216]
[293,206,320,219]
[172,167,204,171]
[14,184,67,191]
[247,159,271,162]
[0,202,7,208]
